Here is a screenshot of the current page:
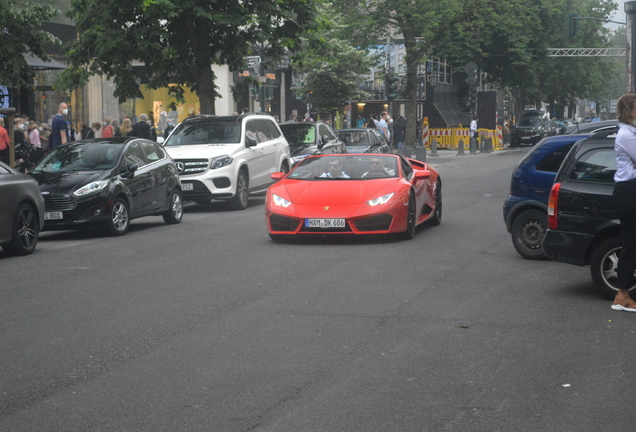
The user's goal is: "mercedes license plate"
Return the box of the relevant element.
[45,212,63,220]
[305,218,345,228]
[182,183,193,191]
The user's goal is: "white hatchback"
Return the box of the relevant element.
[163,114,291,210]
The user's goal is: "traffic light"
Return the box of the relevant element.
[568,13,579,36]
[385,72,399,101]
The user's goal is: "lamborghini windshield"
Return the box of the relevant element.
[288,155,398,180]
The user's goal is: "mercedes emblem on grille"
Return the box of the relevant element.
[176,162,185,174]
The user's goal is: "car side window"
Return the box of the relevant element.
[123,142,148,168]
[318,124,327,140]
[370,130,380,145]
[245,120,258,145]
[139,141,164,162]
[255,120,273,143]
[0,165,11,174]
[320,124,336,141]
[569,148,617,183]
[535,144,573,173]
[264,120,282,139]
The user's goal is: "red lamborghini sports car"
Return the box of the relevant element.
[265,154,441,240]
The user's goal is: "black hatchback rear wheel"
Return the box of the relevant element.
[590,236,636,299]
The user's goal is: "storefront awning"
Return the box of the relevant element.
[23,53,66,70]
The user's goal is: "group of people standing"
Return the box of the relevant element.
[79,112,174,142]
[0,102,176,171]
[355,112,406,149]
[0,114,51,170]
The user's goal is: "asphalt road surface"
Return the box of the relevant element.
[1,148,633,432]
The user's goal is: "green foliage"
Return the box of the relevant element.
[437,0,618,118]
[0,0,59,88]
[291,2,377,110]
[59,0,318,114]
[361,0,462,148]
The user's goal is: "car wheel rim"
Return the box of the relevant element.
[112,202,128,231]
[520,219,545,250]
[237,174,248,207]
[17,207,37,249]
[172,193,182,219]
[599,246,636,292]
[435,187,442,218]
[407,199,415,236]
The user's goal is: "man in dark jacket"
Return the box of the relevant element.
[132,113,152,139]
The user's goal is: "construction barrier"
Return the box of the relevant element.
[421,117,429,148]
[424,127,505,151]
[497,126,504,149]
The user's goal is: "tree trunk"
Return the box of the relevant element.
[510,86,526,122]
[403,32,425,149]
[191,19,216,115]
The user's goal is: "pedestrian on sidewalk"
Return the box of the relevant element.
[379,111,391,142]
[102,118,114,137]
[0,118,10,165]
[50,103,68,150]
[611,93,636,312]
[393,116,405,149]
[132,113,152,139]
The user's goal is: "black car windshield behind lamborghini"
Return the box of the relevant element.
[165,121,241,146]
[338,130,370,148]
[518,118,542,127]
[32,142,124,172]
[289,155,398,180]
[279,124,316,148]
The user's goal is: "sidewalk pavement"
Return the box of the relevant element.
[392,145,525,161]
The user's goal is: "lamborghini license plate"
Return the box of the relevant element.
[305,218,345,228]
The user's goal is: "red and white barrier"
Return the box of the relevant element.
[497,126,503,148]
[422,117,429,148]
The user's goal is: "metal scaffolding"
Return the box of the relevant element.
[546,48,627,57]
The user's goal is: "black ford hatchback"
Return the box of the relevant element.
[30,137,183,236]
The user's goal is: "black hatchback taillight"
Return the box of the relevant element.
[547,182,561,230]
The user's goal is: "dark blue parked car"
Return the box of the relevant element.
[504,134,589,259]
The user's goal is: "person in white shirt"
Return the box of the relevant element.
[611,93,636,312]
[470,118,478,138]
[362,157,395,178]
[319,159,350,178]
[379,111,391,142]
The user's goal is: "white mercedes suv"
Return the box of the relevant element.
[163,114,291,210]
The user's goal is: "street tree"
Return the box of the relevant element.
[538,0,617,119]
[291,2,377,116]
[360,0,462,149]
[0,0,59,89]
[59,0,317,114]
[437,0,617,120]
